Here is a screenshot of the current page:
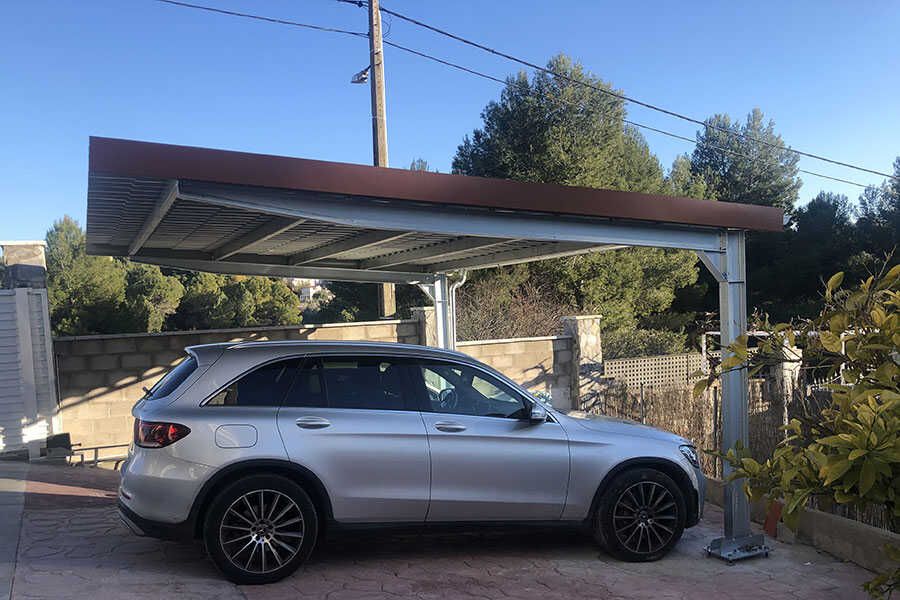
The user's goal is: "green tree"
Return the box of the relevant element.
[666,154,714,200]
[309,282,427,323]
[123,263,184,332]
[857,157,900,259]
[697,263,900,598]
[452,56,664,193]
[45,216,127,336]
[451,55,698,347]
[690,109,801,210]
[409,158,434,172]
[168,272,301,330]
[45,216,187,335]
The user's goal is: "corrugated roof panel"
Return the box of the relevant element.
[86,175,171,248]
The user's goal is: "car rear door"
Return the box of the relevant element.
[412,359,570,522]
[276,354,430,523]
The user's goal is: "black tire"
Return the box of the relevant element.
[594,468,686,562]
[204,474,318,584]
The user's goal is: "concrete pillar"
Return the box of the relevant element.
[410,306,436,347]
[561,315,603,410]
[1,241,47,289]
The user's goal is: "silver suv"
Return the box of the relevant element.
[118,341,705,584]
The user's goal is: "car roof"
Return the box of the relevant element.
[185,339,476,363]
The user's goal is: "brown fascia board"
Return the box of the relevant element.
[88,136,784,232]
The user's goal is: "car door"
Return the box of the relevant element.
[276,354,430,523]
[412,359,570,522]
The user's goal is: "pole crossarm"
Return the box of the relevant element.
[127,179,179,256]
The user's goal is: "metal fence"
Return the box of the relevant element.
[603,351,721,389]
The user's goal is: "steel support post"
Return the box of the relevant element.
[433,274,454,350]
[703,229,770,562]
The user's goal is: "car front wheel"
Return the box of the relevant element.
[203,474,318,584]
[594,467,686,562]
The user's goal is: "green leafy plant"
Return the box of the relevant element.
[695,259,900,598]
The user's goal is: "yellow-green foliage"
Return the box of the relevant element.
[696,262,900,599]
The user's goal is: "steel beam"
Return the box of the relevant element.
[211,217,306,261]
[130,256,433,284]
[289,230,411,265]
[427,242,622,272]
[128,180,178,256]
[360,236,511,270]
[703,229,770,562]
[178,185,723,253]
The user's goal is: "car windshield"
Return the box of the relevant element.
[144,355,197,401]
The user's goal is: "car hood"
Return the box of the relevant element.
[559,410,690,445]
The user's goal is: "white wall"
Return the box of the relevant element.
[0,288,57,455]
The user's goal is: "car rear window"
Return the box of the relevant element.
[145,356,198,400]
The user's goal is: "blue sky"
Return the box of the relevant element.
[1,0,898,242]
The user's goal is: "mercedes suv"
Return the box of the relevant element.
[118,341,705,584]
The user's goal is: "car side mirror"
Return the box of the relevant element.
[529,402,548,423]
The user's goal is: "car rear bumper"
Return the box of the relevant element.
[118,500,193,541]
[119,447,211,524]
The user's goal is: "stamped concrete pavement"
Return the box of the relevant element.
[5,464,875,600]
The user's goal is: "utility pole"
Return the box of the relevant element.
[368,0,396,318]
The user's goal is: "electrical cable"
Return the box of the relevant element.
[374,2,897,182]
[156,0,368,38]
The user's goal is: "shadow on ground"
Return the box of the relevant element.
[9,463,875,600]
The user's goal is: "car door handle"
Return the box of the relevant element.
[295,416,331,429]
[434,421,466,433]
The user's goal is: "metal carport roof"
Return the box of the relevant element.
[86,136,780,286]
[86,136,782,562]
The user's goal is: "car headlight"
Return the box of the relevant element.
[680,445,699,468]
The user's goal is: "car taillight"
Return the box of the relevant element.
[134,419,191,448]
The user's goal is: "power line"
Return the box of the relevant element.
[381,40,870,189]
[155,0,368,38]
[373,3,898,183]
[154,0,875,189]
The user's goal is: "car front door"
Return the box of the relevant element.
[276,355,430,523]
[412,359,570,522]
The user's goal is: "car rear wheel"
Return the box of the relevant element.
[594,467,686,562]
[204,474,318,584]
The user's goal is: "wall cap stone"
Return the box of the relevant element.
[458,335,572,347]
[53,319,416,342]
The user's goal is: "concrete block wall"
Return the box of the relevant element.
[55,320,420,452]
[53,317,584,451]
[458,336,574,409]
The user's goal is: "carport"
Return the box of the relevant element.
[85,136,782,562]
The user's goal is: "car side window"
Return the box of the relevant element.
[283,356,413,411]
[206,358,299,407]
[417,361,528,419]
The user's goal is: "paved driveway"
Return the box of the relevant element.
[5,464,873,600]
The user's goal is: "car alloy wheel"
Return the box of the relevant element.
[220,489,305,574]
[205,474,318,584]
[612,481,678,555]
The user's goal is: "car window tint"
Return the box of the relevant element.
[284,357,410,411]
[146,355,198,401]
[418,361,527,419]
[206,359,299,407]
[285,361,327,408]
